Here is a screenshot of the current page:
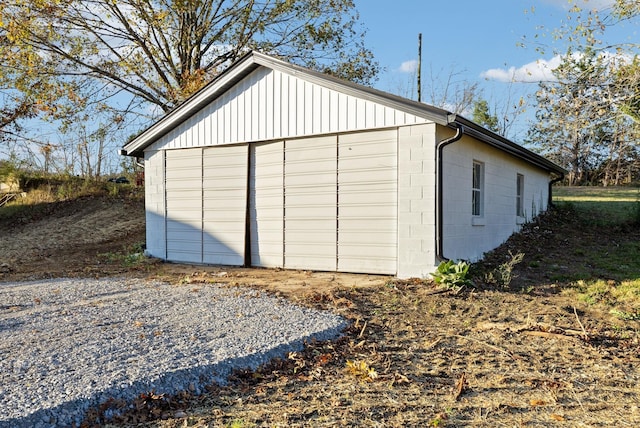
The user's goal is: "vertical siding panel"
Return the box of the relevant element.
[252,75,266,141]
[296,79,305,135]
[356,99,367,128]
[273,71,282,138]
[305,81,314,134]
[321,90,328,132]
[346,96,357,130]
[365,101,375,128]
[288,74,297,136]
[229,86,238,142]
[177,122,185,148]
[224,93,232,143]
[217,97,225,144]
[236,81,245,142]
[384,106,395,128]
[329,90,339,133]
[313,84,322,134]
[338,93,348,131]
[204,104,212,145]
[252,78,260,140]
[265,70,274,139]
[375,104,385,128]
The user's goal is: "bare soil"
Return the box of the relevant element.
[1,193,638,427]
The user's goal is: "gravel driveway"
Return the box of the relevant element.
[0,277,346,427]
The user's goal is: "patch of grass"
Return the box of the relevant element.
[567,279,640,317]
[553,186,640,226]
[100,242,147,267]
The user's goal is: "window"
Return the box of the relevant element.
[516,174,524,217]
[472,161,484,216]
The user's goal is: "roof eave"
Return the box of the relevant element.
[449,115,567,175]
[122,51,261,157]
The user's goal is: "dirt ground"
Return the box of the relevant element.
[1,192,638,427]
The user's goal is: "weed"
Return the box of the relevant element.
[227,419,251,428]
[345,360,378,382]
[484,251,524,289]
[101,242,146,267]
[431,260,472,291]
[610,309,640,321]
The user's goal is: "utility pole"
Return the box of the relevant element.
[417,33,422,103]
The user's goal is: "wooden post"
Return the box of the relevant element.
[417,33,422,103]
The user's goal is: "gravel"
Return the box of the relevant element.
[0,277,346,427]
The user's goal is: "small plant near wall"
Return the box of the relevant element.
[485,251,525,289]
[431,260,472,291]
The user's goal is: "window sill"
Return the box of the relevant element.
[516,216,526,225]
[471,216,485,226]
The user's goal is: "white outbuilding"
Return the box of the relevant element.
[122,51,565,278]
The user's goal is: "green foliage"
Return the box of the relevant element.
[431,260,472,291]
[485,251,525,289]
[101,242,146,267]
[471,99,499,133]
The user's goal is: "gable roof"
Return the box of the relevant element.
[122,51,565,175]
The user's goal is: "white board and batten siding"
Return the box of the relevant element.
[147,66,427,153]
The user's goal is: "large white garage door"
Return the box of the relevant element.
[338,130,398,274]
[250,142,284,267]
[165,148,203,263]
[203,145,248,265]
[284,136,337,271]
[163,131,397,274]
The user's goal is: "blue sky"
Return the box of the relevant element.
[354,0,627,139]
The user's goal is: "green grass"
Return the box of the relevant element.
[553,186,640,318]
[553,186,640,225]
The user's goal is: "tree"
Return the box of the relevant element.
[0,0,378,176]
[471,99,500,133]
[526,48,637,185]
[0,0,377,114]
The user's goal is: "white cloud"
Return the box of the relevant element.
[481,50,632,84]
[397,60,418,73]
[541,0,615,11]
[481,57,562,83]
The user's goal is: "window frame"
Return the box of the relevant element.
[472,160,484,217]
[516,173,525,218]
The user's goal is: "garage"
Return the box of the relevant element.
[123,51,564,279]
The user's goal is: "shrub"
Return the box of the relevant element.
[431,260,472,291]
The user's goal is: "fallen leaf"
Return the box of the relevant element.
[550,414,566,421]
[530,399,546,406]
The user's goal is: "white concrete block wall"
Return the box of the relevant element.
[442,136,550,262]
[397,123,438,279]
[144,150,166,259]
